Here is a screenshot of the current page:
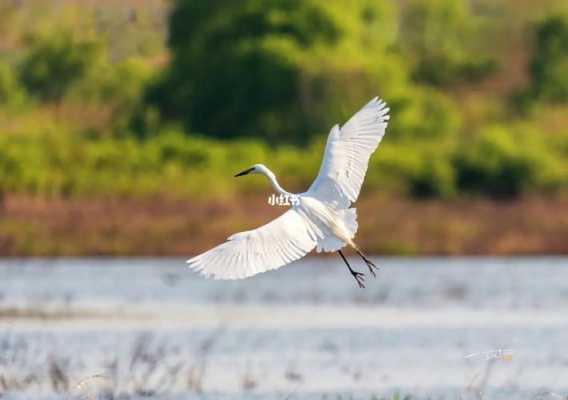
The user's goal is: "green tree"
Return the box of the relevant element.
[19,31,103,102]
[454,126,547,198]
[144,0,403,144]
[530,15,568,102]
[0,63,27,108]
[400,0,496,86]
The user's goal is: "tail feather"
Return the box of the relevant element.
[316,208,359,252]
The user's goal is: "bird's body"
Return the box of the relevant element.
[187,97,390,287]
[295,195,358,252]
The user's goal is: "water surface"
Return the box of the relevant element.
[0,257,567,399]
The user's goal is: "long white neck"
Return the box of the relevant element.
[261,169,290,196]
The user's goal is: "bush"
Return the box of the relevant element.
[90,58,154,134]
[0,125,565,200]
[0,63,27,108]
[144,0,407,144]
[410,156,457,198]
[388,88,461,140]
[1,0,568,202]
[400,0,497,87]
[529,14,568,103]
[453,126,553,198]
[19,31,103,102]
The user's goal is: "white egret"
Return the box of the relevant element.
[187,97,389,288]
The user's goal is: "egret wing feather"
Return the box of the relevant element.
[186,209,317,280]
[307,97,389,208]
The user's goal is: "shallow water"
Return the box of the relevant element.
[0,257,567,399]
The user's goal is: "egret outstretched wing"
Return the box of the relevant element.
[187,209,317,279]
[307,97,389,208]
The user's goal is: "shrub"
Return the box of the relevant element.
[410,157,456,198]
[19,31,103,102]
[144,0,406,144]
[94,58,154,134]
[388,88,461,140]
[400,0,496,86]
[529,14,568,103]
[0,63,27,108]
[454,126,551,198]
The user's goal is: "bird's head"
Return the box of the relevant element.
[234,163,270,177]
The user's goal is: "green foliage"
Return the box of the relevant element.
[19,31,104,102]
[0,130,260,198]
[529,14,568,102]
[145,0,470,145]
[453,126,559,198]
[0,63,27,108]
[400,0,496,86]
[410,156,457,199]
[0,0,568,201]
[146,0,409,144]
[0,127,565,200]
[389,88,461,140]
[10,23,154,135]
[74,56,154,134]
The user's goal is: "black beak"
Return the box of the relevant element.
[234,167,254,177]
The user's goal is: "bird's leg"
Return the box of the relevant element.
[338,250,365,288]
[355,249,379,278]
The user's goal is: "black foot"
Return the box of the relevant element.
[364,258,379,278]
[351,270,366,288]
[338,250,366,289]
[357,250,380,278]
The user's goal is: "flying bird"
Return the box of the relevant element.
[187,97,390,288]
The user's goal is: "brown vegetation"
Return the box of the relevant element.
[0,195,566,256]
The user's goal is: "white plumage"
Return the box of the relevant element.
[188,209,316,280]
[187,97,389,286]
[308,97,390,208]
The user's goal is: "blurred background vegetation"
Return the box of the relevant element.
[1,0,568,200]
[1,0,568,255]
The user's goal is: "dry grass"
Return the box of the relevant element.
[0,332,208,397]
[0,330,491,400]
[0,194,567,256]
